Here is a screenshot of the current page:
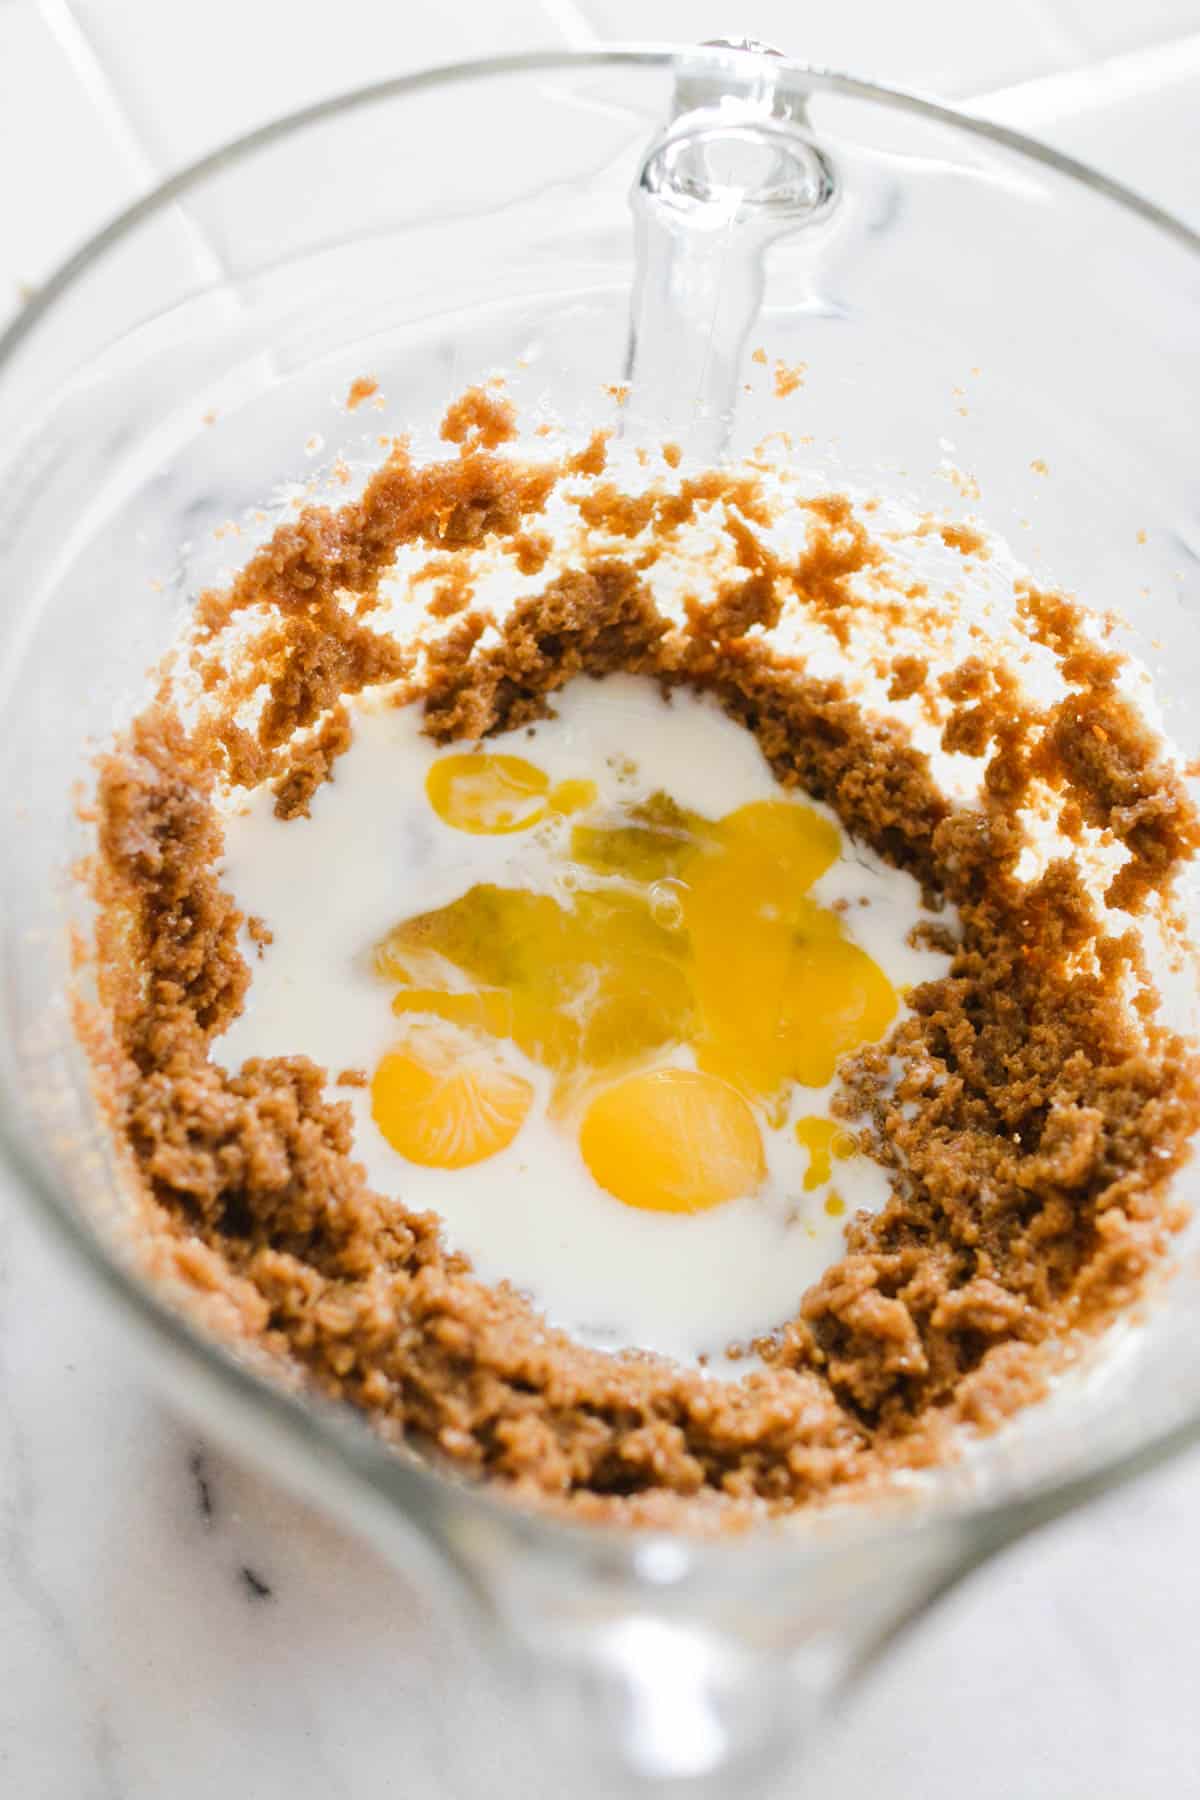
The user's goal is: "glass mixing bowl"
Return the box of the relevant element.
[1,45,1199,1798]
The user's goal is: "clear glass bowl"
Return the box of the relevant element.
[1,46,1199,1797]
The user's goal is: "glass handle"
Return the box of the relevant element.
[623,42,837,461]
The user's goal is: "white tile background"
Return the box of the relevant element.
[1,2,1199,1797]
[3,0,1198,316]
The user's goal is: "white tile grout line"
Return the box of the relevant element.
[537,0,601,48]
[32,0,159,187]
[23,0,1199,283]
[968,26,1200,125]
[32,0,229,285]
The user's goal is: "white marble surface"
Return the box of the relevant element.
[2,1,1199,1794]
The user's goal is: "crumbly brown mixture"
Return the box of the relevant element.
[84,411,1200,1528]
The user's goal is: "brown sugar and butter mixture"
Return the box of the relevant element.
[83,388,1200,1527]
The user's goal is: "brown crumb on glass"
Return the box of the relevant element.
[944,466,982,501]
[511,530,554,576]
[939,523,989,558]
[887,654,928,701]
[567,430,610,478]
[346,376,379,412]
[246,916,273,954]
[440,385,518,450]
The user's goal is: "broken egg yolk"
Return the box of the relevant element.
[426,752,596,834]
[794,1116,857,1191]
[369,758,899,1208]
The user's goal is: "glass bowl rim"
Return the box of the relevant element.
[3,42,1199,375]
[2,43,1200,1580]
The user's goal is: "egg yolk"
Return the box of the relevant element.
[371,1028,532,1169]
[371,765,900,1211]
[426,752,596,835]
[378,885,692,1077]
[579,1069,765,1213]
